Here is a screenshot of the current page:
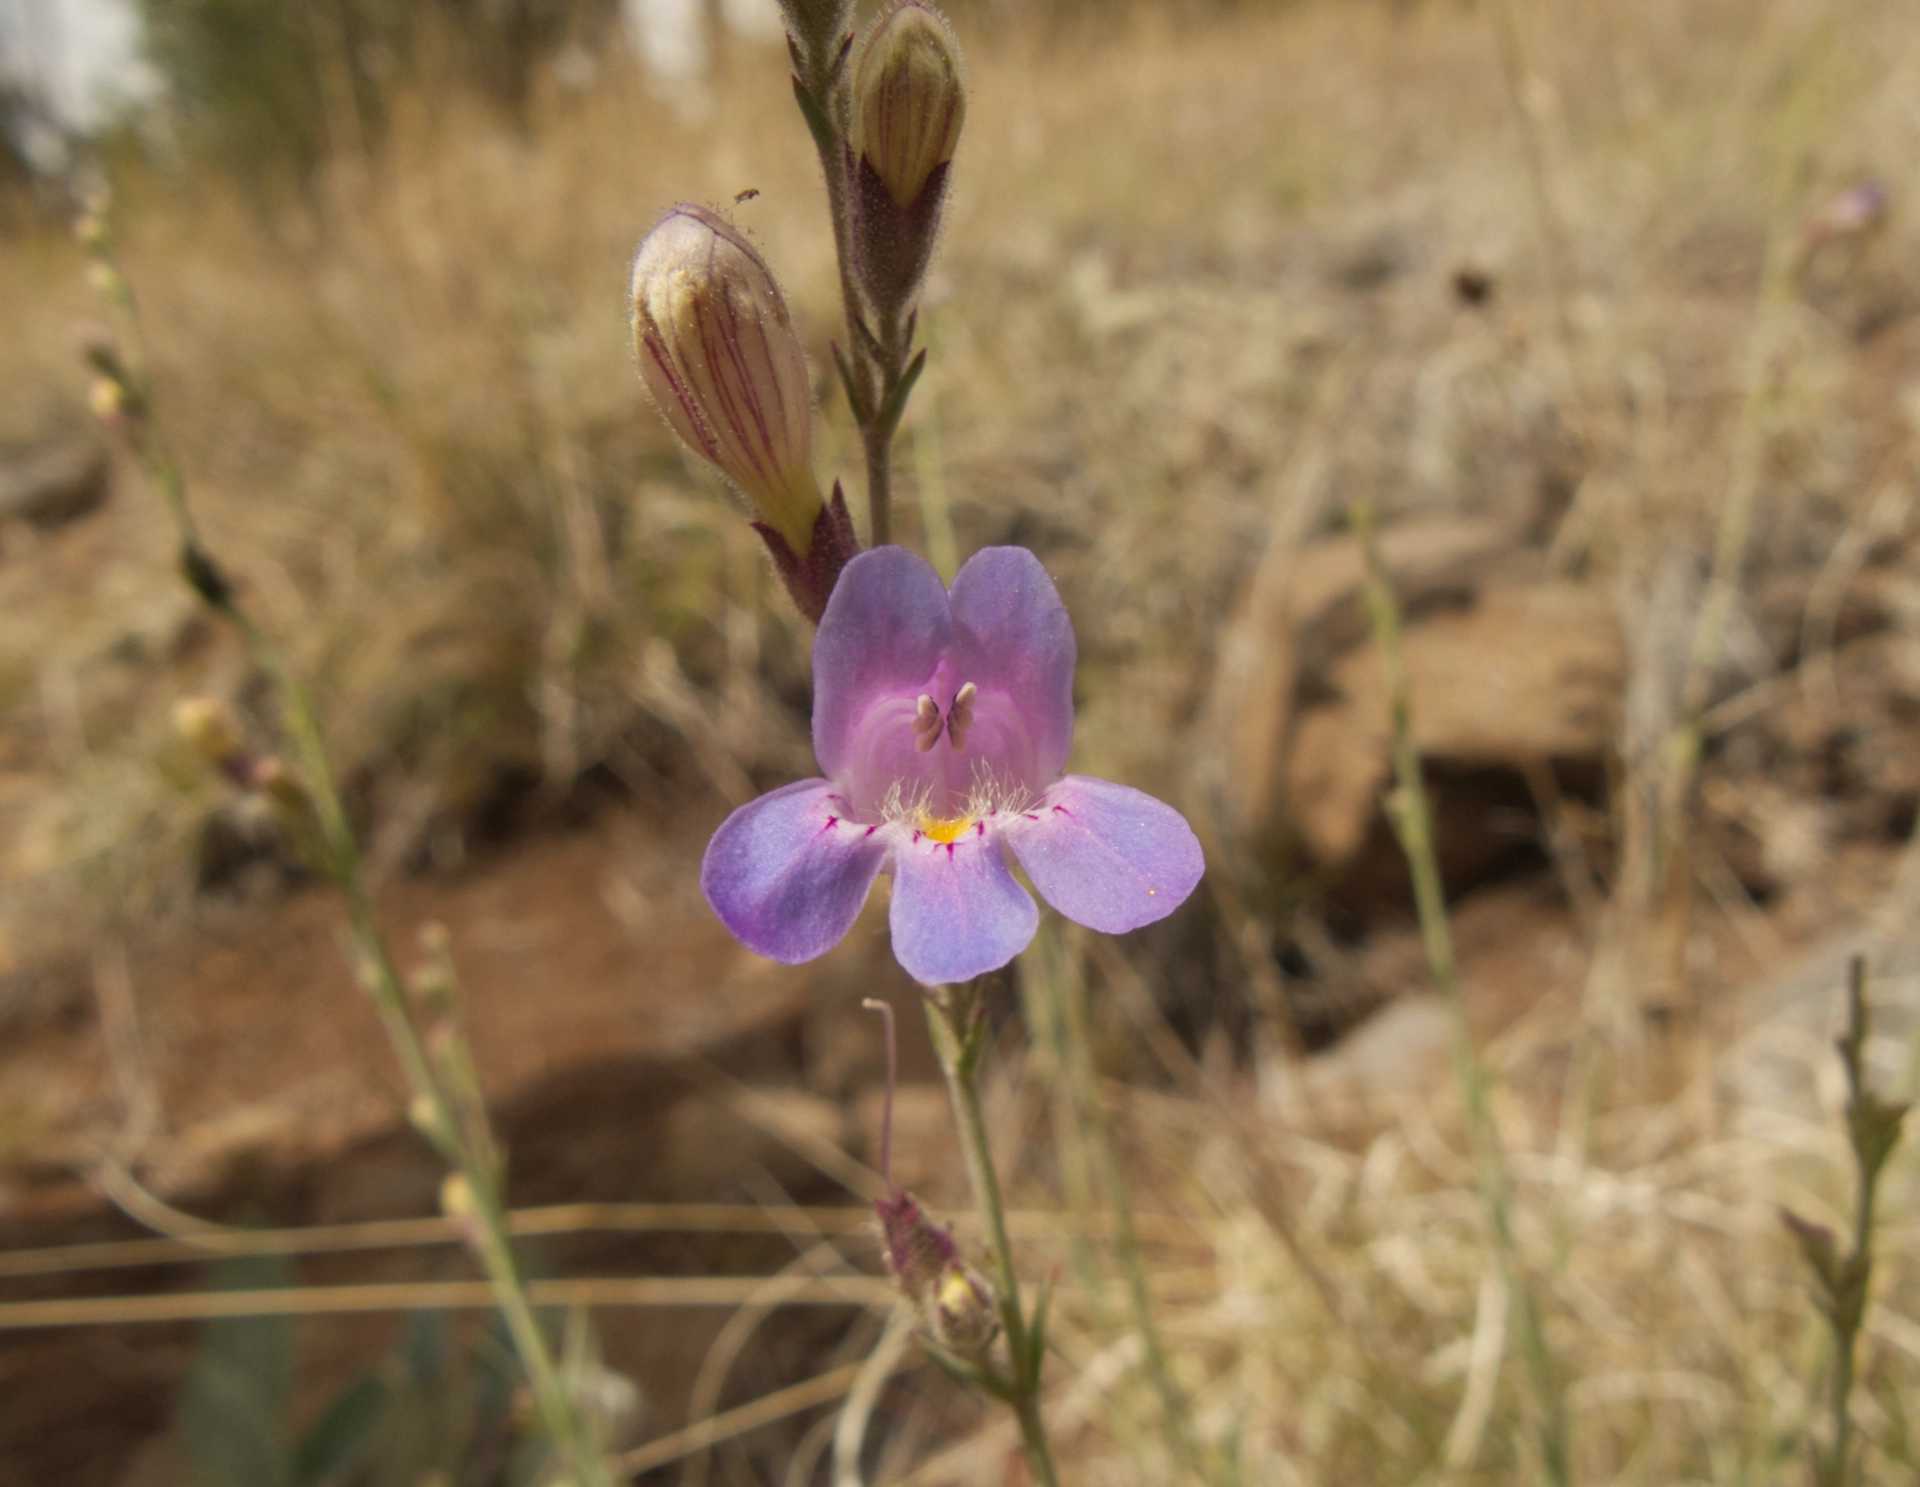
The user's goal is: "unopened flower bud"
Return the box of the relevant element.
[847,4,963,322]
[631,205,823,555]
[173,696,247,767]
[853,3,966,210]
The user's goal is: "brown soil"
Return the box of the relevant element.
[0,804,947,1487]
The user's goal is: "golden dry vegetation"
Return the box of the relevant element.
[1,0,1919,1483]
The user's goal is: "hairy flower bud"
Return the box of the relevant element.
[631,205,824,554]
[853,3,966,210]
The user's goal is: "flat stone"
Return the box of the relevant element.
[1284,581,1622,867]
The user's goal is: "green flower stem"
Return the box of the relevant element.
[89,223,612,1487]
[235,617,615,1487]
[1356,502,1569,1487]
[925,991,1062,1487]
[790,40,922,550]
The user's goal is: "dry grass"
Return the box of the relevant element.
[2,0,1920,1481]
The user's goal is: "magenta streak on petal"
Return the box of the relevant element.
[1002,775,1203,936]
[701,779,888,964]
[703,545,1208,979]
[888,826,1039,985]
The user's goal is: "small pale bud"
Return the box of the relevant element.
[853,2,966,210]
[439,1172,476,1218]
[173,696,247,766]
[73,208,108,252]
[630,205,823,555]
[408,1093,442,1139]
[89,376,128,429]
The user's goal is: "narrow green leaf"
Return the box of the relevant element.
[180,1254,298,1487]
[791,76,837,157]
[1781,1208,1841,1291]
[919,1336,1014,1403]
[878,348,929,440]
[832,341,872,425]
[1024,1268,1055,1386]
[401,1306,451,1389]
[293,1372,388,1487]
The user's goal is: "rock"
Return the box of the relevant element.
[0,440,111,529]
[1216,514,1522,841]
[1284,581,1622,868]
[1297,993,1451,1120]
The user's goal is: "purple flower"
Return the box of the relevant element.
[701,545,1204,985]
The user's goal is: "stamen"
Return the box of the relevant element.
[912,693,942,753]
[947,681,977,752]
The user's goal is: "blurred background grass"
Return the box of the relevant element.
[1,0,1918,1482]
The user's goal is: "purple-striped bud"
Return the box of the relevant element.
[631,205,824,555]
[853,3,965,211]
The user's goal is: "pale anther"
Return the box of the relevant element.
[947,681,977,752]
[913,693,942,753]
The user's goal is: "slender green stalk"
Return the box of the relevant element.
[81,202,612,1487]
[1355,503,1569,1487]
[924,990,1062,1487]
[789,30,922,549]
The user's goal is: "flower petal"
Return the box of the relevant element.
[889,823,1039,985]
[701,780,888,964]
[1002,776,1204,934]
[943,547,1076,785]
[813,547,953,797]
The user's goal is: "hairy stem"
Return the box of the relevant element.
[861,399,896,548]
[792,38,919,549]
